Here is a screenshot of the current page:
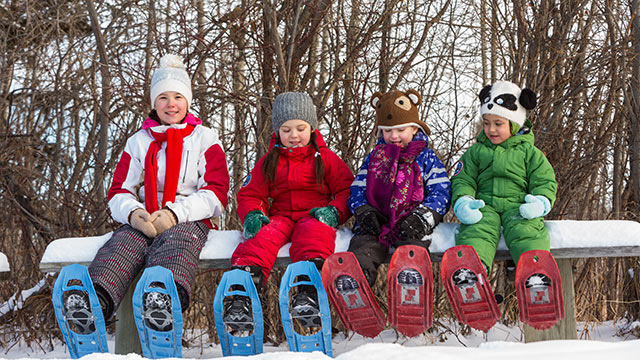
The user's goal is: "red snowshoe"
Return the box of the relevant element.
[515,250,564,330]
[441,245,500,332]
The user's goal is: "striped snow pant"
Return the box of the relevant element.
[88,221,209,317]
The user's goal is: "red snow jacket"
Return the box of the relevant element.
[237,131,354,224]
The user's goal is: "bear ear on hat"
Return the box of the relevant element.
[406,89,422,106]
[478,84,492,102]
[519,88,537,110]
[370,91,383,109]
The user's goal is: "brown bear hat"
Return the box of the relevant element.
[370,89,430,135]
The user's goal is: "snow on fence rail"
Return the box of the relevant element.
[38,220,640,352]
[40,220,640,271]
[0,252,9,280]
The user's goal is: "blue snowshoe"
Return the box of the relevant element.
[279,261,332,357]
[132,266,183,358]
[213,268,264,356]
[52,264,109,358]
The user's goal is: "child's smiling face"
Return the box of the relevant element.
[483,114,512,144]
[382,125,419,147]
[154,91,188,125]
[278,119,312,148]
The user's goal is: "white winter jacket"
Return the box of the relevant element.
[107,114,230,226]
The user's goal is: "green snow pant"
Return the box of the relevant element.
[454,204,549,272]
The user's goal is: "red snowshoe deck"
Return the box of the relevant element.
[322,252,385,338]
[441,245,500,332]
[387,245,433,337]
[516,250,565,330]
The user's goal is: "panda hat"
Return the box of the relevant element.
[479,80,537,130]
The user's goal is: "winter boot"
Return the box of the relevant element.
[291,284,321,328]
[222,265,264,333]
[525,273,552,304]
[349,234,388,288]
[452,268,482,303]
[397,268,423,286]
[222,293,254,332]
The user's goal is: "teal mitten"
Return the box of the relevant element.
[243,210,270,239]
[453,196,485,225]
[310,205,339,228]
[519,194,551,219]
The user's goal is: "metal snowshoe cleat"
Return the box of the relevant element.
[290,285,322,329]
[63,289,96,335]
[142,282,173,332]
[223,294,254,334]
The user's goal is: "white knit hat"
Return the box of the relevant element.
[150,54,192,108]
[479,80,536,128]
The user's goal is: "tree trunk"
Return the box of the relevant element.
[87,0,111,232]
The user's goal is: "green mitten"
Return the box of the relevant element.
[243,210,270,239]
[309,205,339,228]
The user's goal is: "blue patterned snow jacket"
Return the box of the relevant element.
[348,131,451,222]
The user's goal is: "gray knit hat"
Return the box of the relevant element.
[271,92,317,132]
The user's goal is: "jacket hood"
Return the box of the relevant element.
[477,118,534,148]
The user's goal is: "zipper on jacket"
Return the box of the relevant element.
[182,150,189,183]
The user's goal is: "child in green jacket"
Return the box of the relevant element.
[450,80,557,273]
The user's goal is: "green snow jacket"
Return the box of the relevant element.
[451,119,557,213]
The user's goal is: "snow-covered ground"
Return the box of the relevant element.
[2,321,639,360]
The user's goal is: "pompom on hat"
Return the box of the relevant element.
[271,92,318,132]
[150,54,192,108]
[479,80,537,129]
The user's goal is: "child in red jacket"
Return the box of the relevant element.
[227,92,354,327]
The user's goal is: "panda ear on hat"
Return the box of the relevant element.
[478,84,492,102]
[519,88,537,110]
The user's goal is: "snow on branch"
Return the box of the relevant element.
[0,274,52,318]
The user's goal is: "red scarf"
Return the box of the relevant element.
[144,124,195,213]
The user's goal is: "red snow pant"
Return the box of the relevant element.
[231,215,337,279]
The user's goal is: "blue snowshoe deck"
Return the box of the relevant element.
[52,264,108,358]
[132,266,183,359]
[279,261,332,357]
[213,269,264,356]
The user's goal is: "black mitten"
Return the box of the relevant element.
[397,205,442,243]
[354,204,388,236]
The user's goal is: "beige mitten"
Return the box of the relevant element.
[150,209,178,236]
[129,208,158,238]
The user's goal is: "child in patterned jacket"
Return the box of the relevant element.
[348,89,451,286]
